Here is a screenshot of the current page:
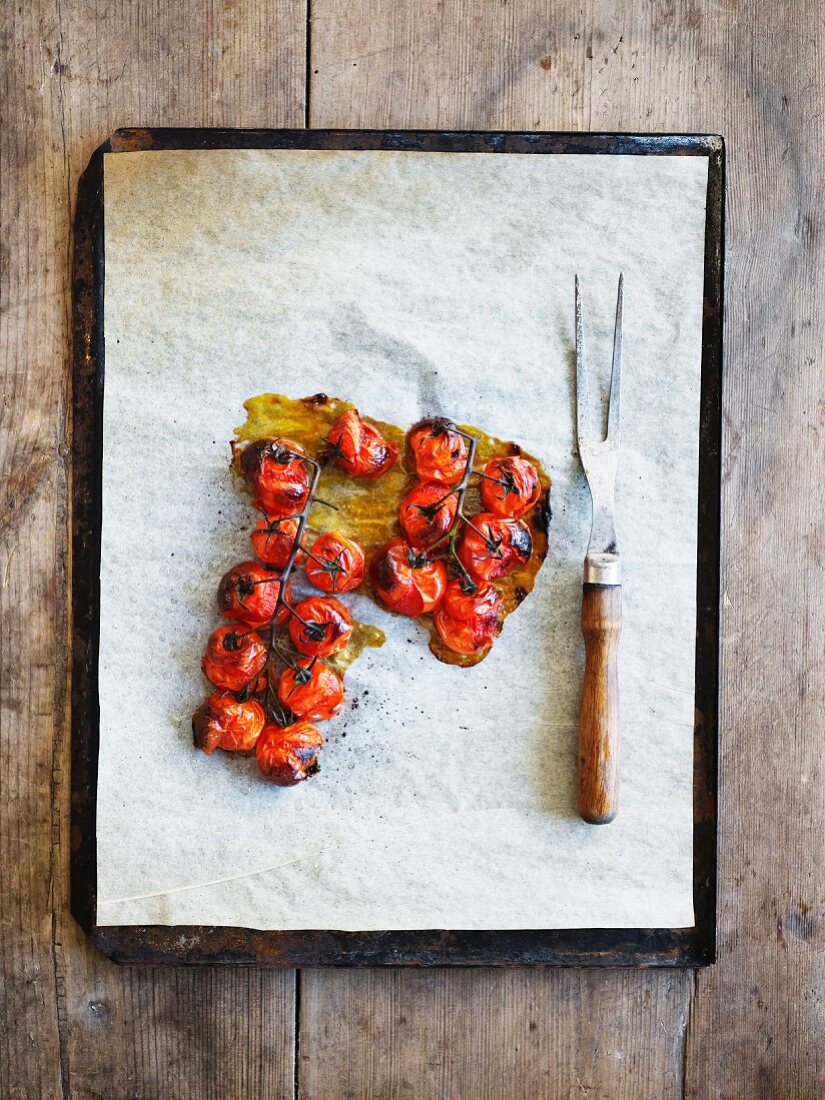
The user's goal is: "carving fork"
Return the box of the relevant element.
[575,274,623,824]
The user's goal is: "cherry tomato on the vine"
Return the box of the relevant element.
[398,480,458,548]
[256,721,324,785]
[192,693,265,755]
[240,437,311,516]
[480,456,541,518]
[305,531,365,593]
[407,418,469,484]
[369,537,447,617]
[325,408,398,478]
[250,515,303,569]
[456,513,532,582]
[278,658,344,721]
[202,625,267,693]
[433,578,502,657]
[218,561,291,628]
[287,596,353,659]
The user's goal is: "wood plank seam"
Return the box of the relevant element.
[681,971,697,1098]
[51,2,72,1093]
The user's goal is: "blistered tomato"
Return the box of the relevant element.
[240,437,310,516]
[456,513,532,582]
[256,721,324,785]
[433,578,502,656]
[325,408,398,478]
[480,456,541,518]
[202,625,267,693]
[398,480,457,548]
[217,561,291,628]
[277,658,344,721]
[305,531,365,594]
[407,418,469,484]
[192,693,266,754]
[369,537,447,617]
[287,596,353,659]
[250,515,303,569]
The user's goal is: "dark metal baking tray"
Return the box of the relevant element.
[71,128,723,966]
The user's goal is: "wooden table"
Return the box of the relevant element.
[2,2,822,1096]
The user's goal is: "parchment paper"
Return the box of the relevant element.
[97,148,708,929]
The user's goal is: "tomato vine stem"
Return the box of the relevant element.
[255,449,323,725]
[421,425,480,591]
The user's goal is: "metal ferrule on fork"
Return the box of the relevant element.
[584,552,621,586]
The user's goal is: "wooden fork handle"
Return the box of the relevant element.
[578,582,621,824]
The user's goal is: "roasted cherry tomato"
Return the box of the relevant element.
[407,418,469,484]
[369,537,447,617]
[398,480,458,548]
[305,531,365,593]
[480,456,541,518]
[256,721,324,786]
[287,596,353,658]
[277,659,344,721]
[250,515,303,569]
[202,625,267,693]
[192,693,265,755]
[325,408,398,478]
[218,561,291,628]
[240,437,311,516]
[433,579,502,656]
[456,513,532,582]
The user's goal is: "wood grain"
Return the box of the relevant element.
[305,1,825,1098]
[2,0,823,1096]
[299,968,691,1100]
[578,583,621,825]
[0,1,304,1097]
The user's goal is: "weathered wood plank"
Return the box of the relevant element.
[683,3,825,1097]
[303,5,696,1097]
[300,969,691,1100]
[1,1,305,1096]
[304,1,825,1098]
[1,2,76,1094]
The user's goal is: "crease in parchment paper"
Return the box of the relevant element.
[97,805,519,907]
[97,147,708,931]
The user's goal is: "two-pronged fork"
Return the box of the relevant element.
[575,273,623,825]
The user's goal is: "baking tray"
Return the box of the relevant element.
[71,128,723,966]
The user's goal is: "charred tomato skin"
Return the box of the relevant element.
[240,437,310,516]
[369,536,447,617]
[217,561,291,628]
[192,693,266,755]
[456,513,533,582]
[407,418,469,484]
[277,659,344,722]
[250,515,303,569]
[305,531,365,594]
[398,480,458,548]
[201,625,267,693]
[287,595,353,658]
[326,408,398,478]
[480,456,541,518]
[256,721,324,786]
[433,578,502,656]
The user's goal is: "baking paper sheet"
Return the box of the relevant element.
[97,147,707,929]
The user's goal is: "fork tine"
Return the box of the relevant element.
[575,274,591,449]
[607,273,623,443]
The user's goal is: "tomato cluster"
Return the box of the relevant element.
[368,419,541,659]
[195,407,543,783]
[195,414,398,786]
